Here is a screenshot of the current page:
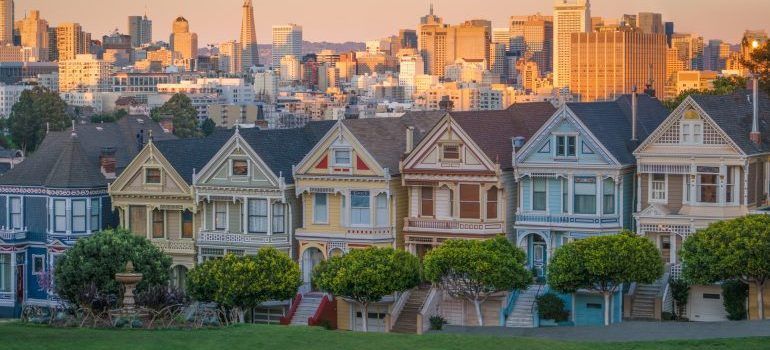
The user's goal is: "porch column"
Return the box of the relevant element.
[670,234,678,265]
[267,199,273,235]
[567,174,574,215]
[242,197,248,234]
[597,175,603,216]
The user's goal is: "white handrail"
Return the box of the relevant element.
[417,287,441,335]
[386,289,412,332]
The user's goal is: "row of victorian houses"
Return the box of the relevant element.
[1,89,769,331]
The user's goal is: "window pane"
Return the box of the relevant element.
[272,203,285,233]
[215,203,227,230]
[54,200,66,232]
[574,178,596,214]
[556,136,565,156]
[72,200,87,232]
[533,178,546,211]
[145,168,161,183]
[562,179,569,213]
[10,198,21,229]
[232,160,248,176]
[351,191,370,225]
[376,194,388,227]
[421,187,434,217]
[0,254,11,292]
[603,179,615,214]
[248,199,267,233]
[152,209,164,238]
[567,136,576,156]
[699,174,717,203]
[182,210,193,238]
[460,184,480,219]
[486,188,498,219]
[335,150,351,165]
[90,199,100,231]
[313,193,328,223]
[443,145,460,160]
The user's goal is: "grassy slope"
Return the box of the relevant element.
[1,323,767,350]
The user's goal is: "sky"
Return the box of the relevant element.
[15,0,770,45]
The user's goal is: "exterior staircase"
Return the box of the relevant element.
[630,282,662,320]
[390,287,431,333]
[289,293,324,326]
[506,285,546,328]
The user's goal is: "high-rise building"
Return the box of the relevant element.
[398,54,424,100]
[253,67,279,102]
[169,17,198,65]
[128,14,152,48]
[279,55,301,82]
[0,0,13,46]
[489,42,507,81]
[703,39,731,72]
[553,0,591,88]
[509,16,527,55]
[398,29,418,50]
[240,0,259,70]
[570,28,667,101]
[671,33,704,71]
[523,14,553,75]
[219,40,242,74]
[19,10,49,61]
[272,24,302,68]
[418,6,449,76]
[55,23,90,61]
[664,22,674,46]
[492,28,510,50]
[449,20,490,68]
[637,12,663,34]
[58,54,112,92]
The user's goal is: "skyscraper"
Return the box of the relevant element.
[418,6,449,76]
[637,12,663,34]
[240,0,259,70]
[523,14,553,75]
[128,14,152,47]
[449,20,491,68]
[553,0,590,88]
[170,16,198,65]
[219,40,242,74]
[55,23,90,61]
[508,16,527,55]
[272,24,302,68]
[0,0,13,46]
[19,10,49,61]
[398,29,418,50]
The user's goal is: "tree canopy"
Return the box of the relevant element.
[201,118,216,136]
[548,231,662,325]
[150,93,202,138]
[7,86,70,153]
[681,215,770,320]
[313,247,420,332]
[54,229,172,309]
[423,236,531,325]
[743,41,770,96]
[187,248,301,323]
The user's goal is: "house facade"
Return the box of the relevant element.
[634,92,770,322]
[514,94,668,326]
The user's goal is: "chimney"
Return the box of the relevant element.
[751,76,761,144]
[100,147,117,179]
[631,86,638,142]
[405,126,415,153]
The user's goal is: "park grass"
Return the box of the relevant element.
[0,322,767,350]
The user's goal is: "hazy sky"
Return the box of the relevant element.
[16,0,770,45]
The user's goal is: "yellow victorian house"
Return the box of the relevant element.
[290,112,444,331]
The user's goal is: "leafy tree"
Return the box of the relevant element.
[54,229,172,309]
[742,40,770,96]
[423,236,531,326]
[681,215,770,320]
[662,76,749,110]
[722,280,749,321]
[548,231,663,326]
[201,118,216,136]
[669,279,690,320]
[151,93,202,138]
[313,247,420,332]
[187,248,301,323]
[7,86,70,152]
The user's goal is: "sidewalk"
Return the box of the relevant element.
[441,320,770,342]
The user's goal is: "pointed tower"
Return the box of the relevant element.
[240,0,259,71]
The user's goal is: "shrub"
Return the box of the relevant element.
[536,293,569,322]
[722,280,748,321]
[429,315,447,330]
[136,285,188,311]
[669,279,690,320]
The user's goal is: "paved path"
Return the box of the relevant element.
[441,320,770,342]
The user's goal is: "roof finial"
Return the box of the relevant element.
[235,123,241,134]
[148,129,153,142]
[70,120,77,137]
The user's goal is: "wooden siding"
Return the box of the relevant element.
[668,174,684,213]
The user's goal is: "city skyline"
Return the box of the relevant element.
[15,0,770,45]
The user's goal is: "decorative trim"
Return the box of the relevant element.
[0,186,108,196]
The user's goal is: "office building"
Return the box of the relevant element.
[0,0,12,45]
[449,20,491,68]
[279,55,301,82]
[671,33,704,71]
[128,14,152,48]
[398,29,418,50]
[418,6,449,76]
[398,54,424,100]
[169,17,197,69]
[703,39,731,72]
[253,67,279,102]
[58,54,112,92]
[637,12,663,34]
[240,0,259,70]
[18,10,49,61]
[509,16,527,54]
[0,83,32,118]
[272,24,302,67]
[523,14,553,75]
[54,23,90,61]
[219,40,242,74]
[553,0,591,88]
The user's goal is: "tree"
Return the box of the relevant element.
[423,236,531,326]
[548,231,663,326]
[681,215,770,320]
[7,86,70,153]
[187,248,301,323]
[151,93,202,138]
[313,247,420,332]
[54,229,172,309]
[742,40,770,96]
[201,118,216,136]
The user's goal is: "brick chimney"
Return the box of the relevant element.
[100,147,117,179]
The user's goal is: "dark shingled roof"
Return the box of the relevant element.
[0,116,175,189]
[451,102,557,170]
[343,111,446,175]
[689,91,770,155]
[567,94,669,165]
[154,121,337,185]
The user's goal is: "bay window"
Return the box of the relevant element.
[375,193,388,227]
[248,199,268,233]
[532,178,546,211]
[603,178,616,215]
[574,177,597,215]
[272,203,285,233]
[72,200,87,233]
[459,184,480,219]
[650,174,667,202]
[350,191,371,226]
[313,193,328,224]
[698,174,718,203]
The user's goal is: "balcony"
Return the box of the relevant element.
[515,213,621,229]
[197,230,290,248]
[151,239,196,255]
[295,227,393,242]
[0,227,26,242]
[404,218,504,236]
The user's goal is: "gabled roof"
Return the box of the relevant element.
[450,102,557,170]
[342,111,446,175]
[567,94,669,165]
[688,91,770,155]
[153,131,233,185]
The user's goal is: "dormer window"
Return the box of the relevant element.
[442,144,460,161]
[333,149,352,167]
[145,168,161,184]
[556,135,576,157]
[232,159,249,176]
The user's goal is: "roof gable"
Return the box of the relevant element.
[194,131,280,189]
[109,141,190,196]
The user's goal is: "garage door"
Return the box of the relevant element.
[574,295,605,326]
[689,285,728,322]
[353,305,387,332]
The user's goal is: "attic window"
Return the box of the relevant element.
[333,149,352,167]
[232,160,248,176]
[145,168,161,184]
[442,144,460,161]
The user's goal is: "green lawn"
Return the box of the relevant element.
[0,322,766,350]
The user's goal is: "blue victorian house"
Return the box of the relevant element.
[511,93,668,326]
[0,116,171,317]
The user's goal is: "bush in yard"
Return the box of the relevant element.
[669,279,690,320]
[722,280,749,321]
[429,315,447,330]
[54,229,172,310]
[536,293,569,322]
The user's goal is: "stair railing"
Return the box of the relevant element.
[416,287,441,335]
[386,289,413,332]
[500,289,521,326]
[279,293,302,325]
[308,294,336,328]
[530,284,547,328]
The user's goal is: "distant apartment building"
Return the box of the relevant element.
[58,54,111,92]
[272,24,302,68]
[418,7,449,76]
[399,54,424,100]
[128,14,152,48]
[207,104,260,128]
[553,0,591,88]
[53,23,90,61]
[253,67,279,102]
[218,40,242,74]
[279,55,301,82]
[675,70,718,95]
[18,10,49,61]
[0,0,12,45]
[0,84,32,118]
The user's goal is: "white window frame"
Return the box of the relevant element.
[230,159,250,177]
[53,199,67,233]
[247,199,268,234]
[649,174,668,204]
[90,198,101,232]
[32,254,45,275]
[531,177,548,212]
[440,143,461,162]
[0,253,11,292]
[375,193,388,227]
[680,120,704,145]
[350,191,371,227]
[332,149,352,167]
[71,199,87,233]
[9,196,22,230]
[213,202,228,231]
[313,193,329,224]
[272,203,285,234]
[725,166,739,205]
[554,134,578,158]
[143,167,162,185]
[603,178,616,215]
[696,173,719,204]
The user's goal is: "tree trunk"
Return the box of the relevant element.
[603,292,611,326]
[757,281,766,320]
[238,308,245,323]
[473,299,484,326]
[361,303,369,332]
